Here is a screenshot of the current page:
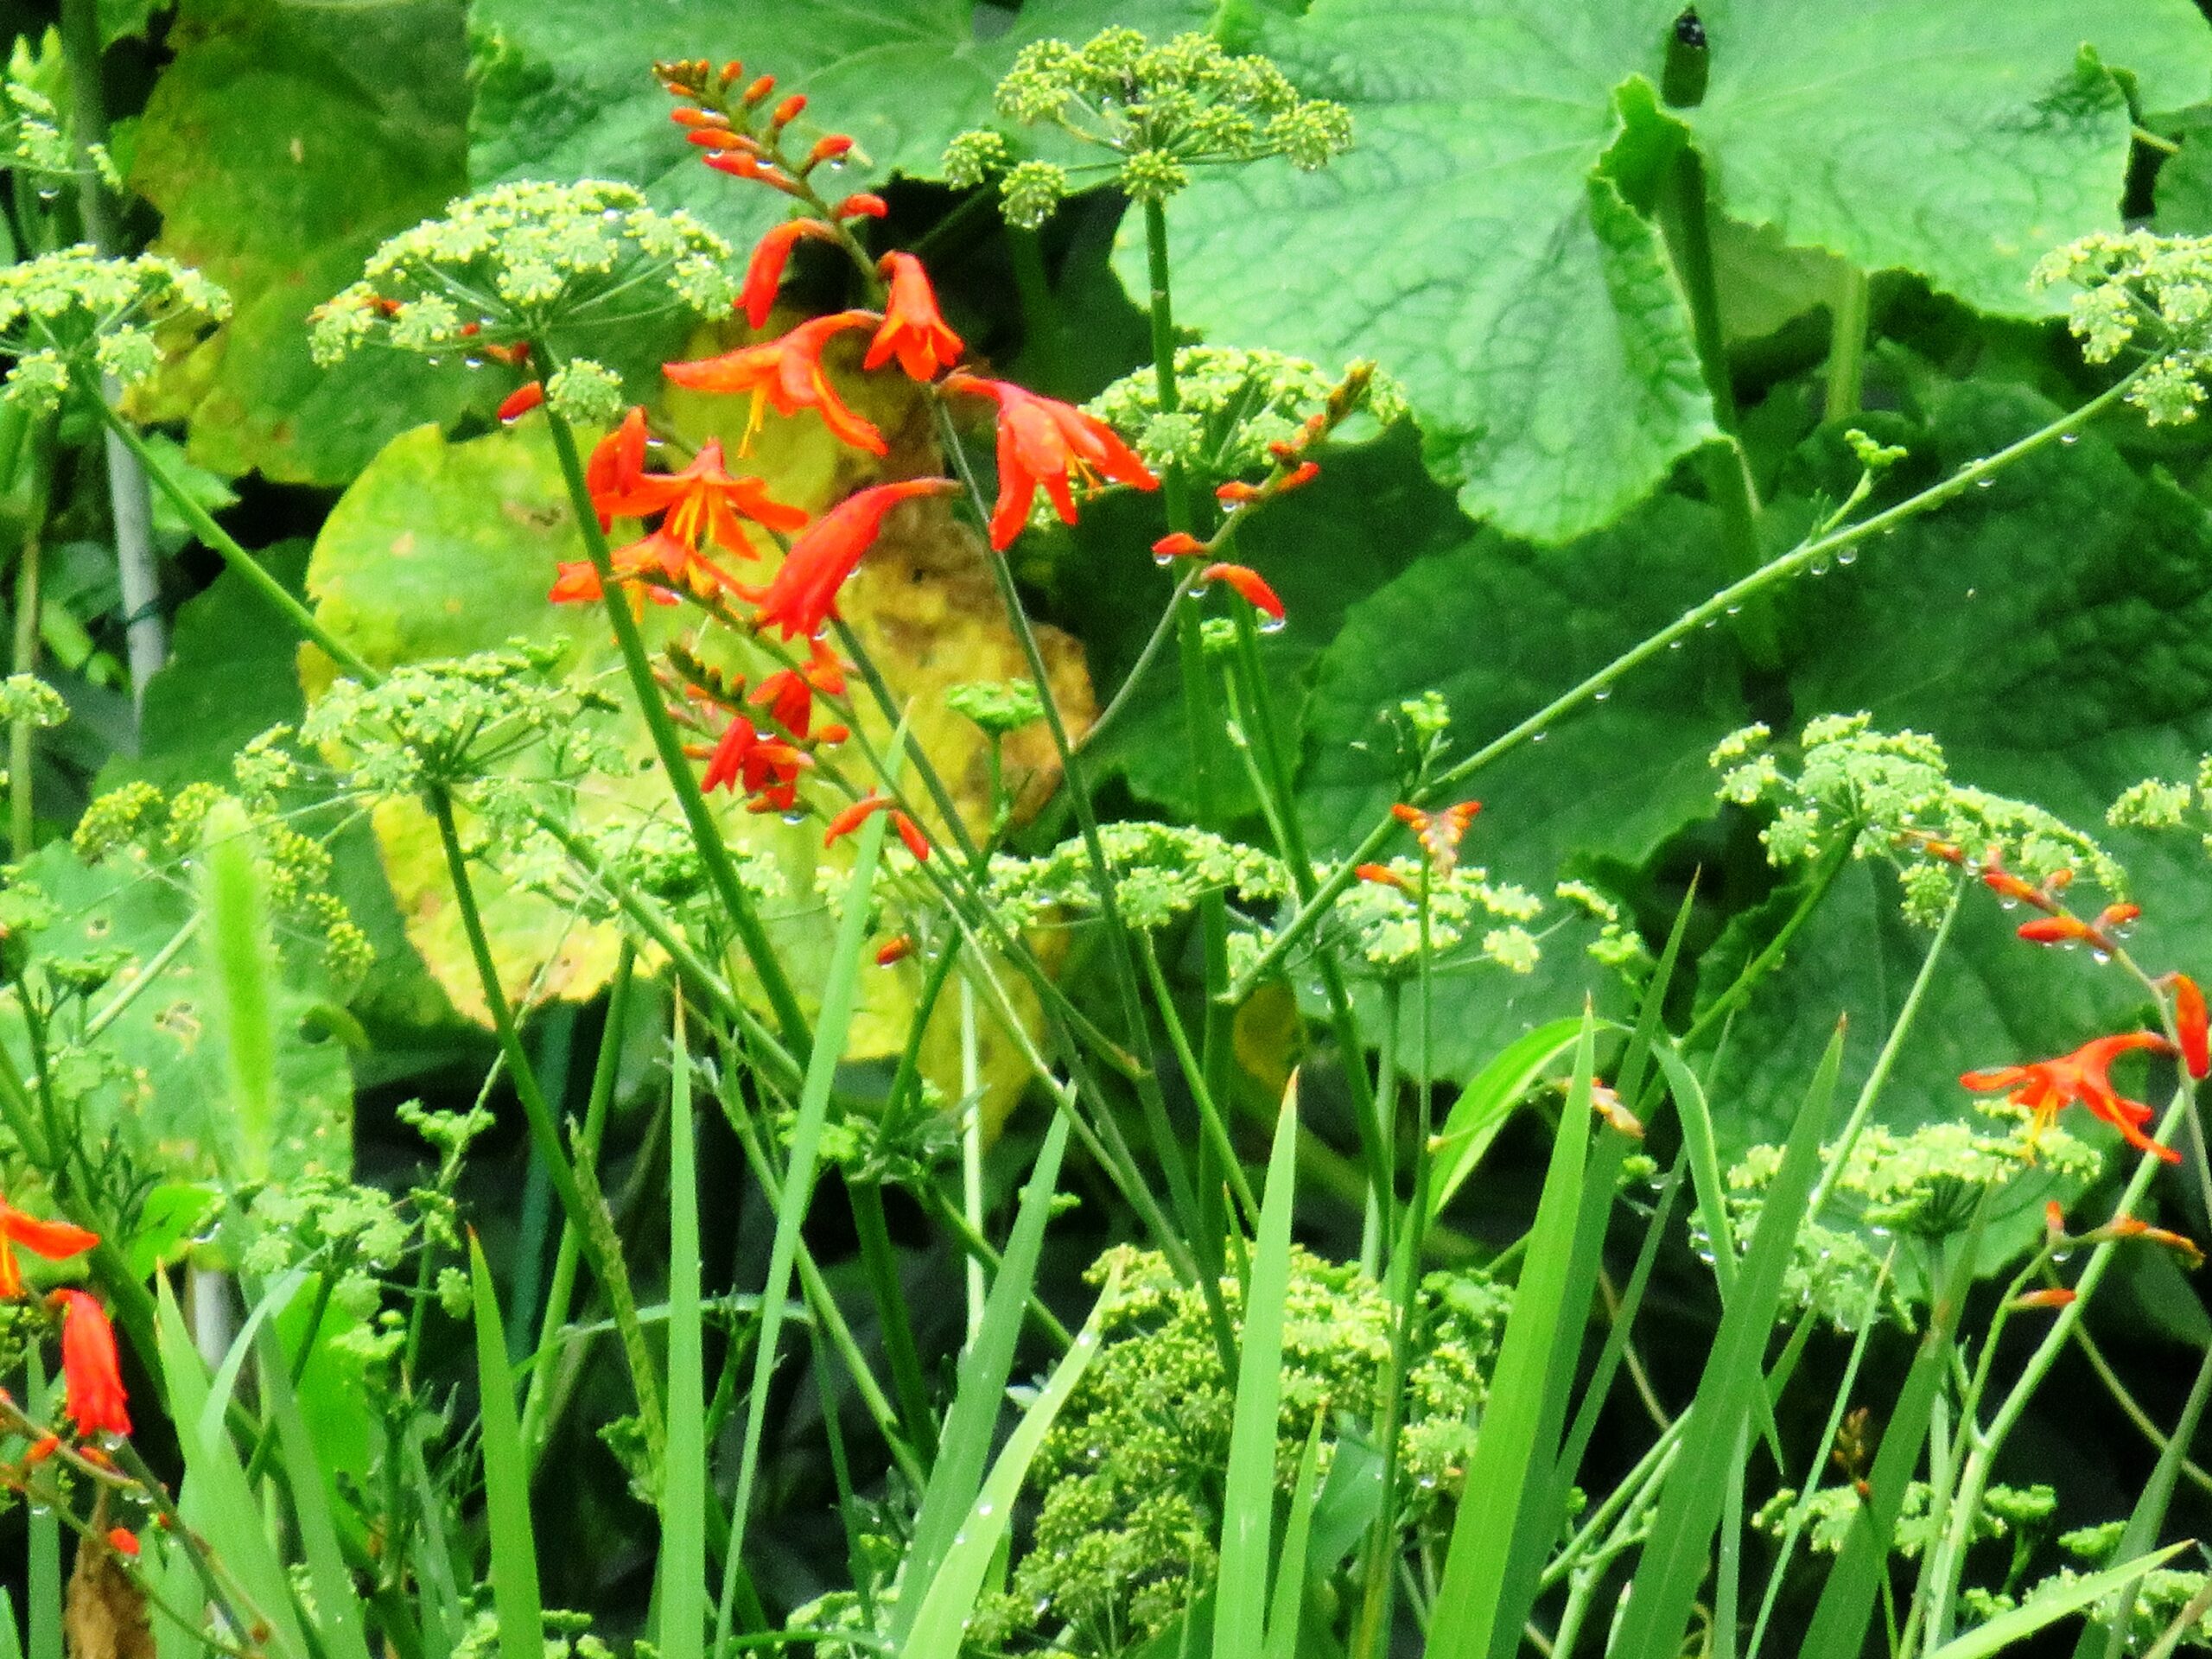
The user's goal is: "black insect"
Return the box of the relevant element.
[1675,8,1707,48]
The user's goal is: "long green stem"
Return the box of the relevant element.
[1136,930,1259,1226]
[531,382,811,1061]
[1228,370,2145,1001]
[1681,837,1852,1050]
[848,1177,937,1465]
[520,942,634,1473]
[92,395,376,682]
[1923,1095,2191,1641]
[10,417,48,858]
[934,399,1214,1308]
[1827,264,1872,419]
[429,786,666,1457]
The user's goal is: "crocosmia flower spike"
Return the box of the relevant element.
[943,373,1156,550]
[1961,1032,2179,1164]
[752,479,957,641]
[665,311,885,454]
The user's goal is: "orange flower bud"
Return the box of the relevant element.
[688,127,750,151]
[2017,916,2098,947]
[1216,480,1262,505]
[22,1434,57,1465]
[106,1528,138,1558]
[833,193,889,219]
[670,107,726,129]
[1276,460,1321,493]
[2044,1198,2066,1238]
[704,152,767,181]
[2045,868,2075,893]
[771,93,807,127]
[875,936,915,967]
[1152,531,1205,560]
[2008,1287,2076,1310]
[1353,863,1406,890]
[2174,972,2209,1078]
[720,60,743,85]
[458,320,481,338]
[1199,563,1285,625]
[496,382,544,423]
[2096,902,2139,930]
[808,135,855,167]
[1982,868,2048,908]
[742,74,776,105]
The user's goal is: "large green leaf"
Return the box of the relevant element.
[130,0,485,485]
[0,840,353,1183]
[1150,0,2207,540]
[1296,493,1749,1076]
[1709,379,2212,1149]
[468,0,1211,245]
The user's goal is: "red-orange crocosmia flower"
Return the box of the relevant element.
[497,382,544,423]
[740,219,838,330]
[585,408,652,529]
[2008,1287,2077,1311]
[1353,863,1407,890]
[51,1290,130,1438]
[751,639,847,741]
[1961,1032,2180,1164]
[605,439,808,547]
[1276,460,1321,493]
[1390,800,1482,876]
[834,193,889,220]
[1152,532,1205,560]
[1217,480,1262,505]
[700,714,810,811]
[664,310,886,454]
[106,1528,139,1558]
[944,373,1158,550]
[2098,902,2141,930]
[1979,852,2055,912]
[752,479,956,641]
[2017,915,2101,948]
[0,1203,99,1300]
[823,793,931,861]
[865,253,963,382]
[2174,973,2209,1079]
[875,935,915,966]
[1200,563,1284,625]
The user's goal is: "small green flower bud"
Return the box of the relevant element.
[1119,148,1187,202]
[1000,159,1070,230]
[546,358,626,426]
[941,127,1009,189]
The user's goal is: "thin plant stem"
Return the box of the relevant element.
[429,786,667,1458]
[847,1175,937,1465]
[531,376,812,1060]
[932,397,1218,1317]
[520,941,634,1472]
[2067,1320,2212,1496]
[91,395,376,682]
[9,416,49,859]
[1923,1095,2192,1641]
[1681,837,1852,1049]
[1083,563,1203,747]
[1827,264,1872,419]
[1228,372,2143,1002]
[1136,929,1260,1226]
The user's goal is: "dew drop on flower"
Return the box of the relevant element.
[782,810,806,825]
[1258,613,1287,634]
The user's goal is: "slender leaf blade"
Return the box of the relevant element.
[1214,1080,1302,1659]
[1428,1018,1586,1219]
[661,1003,705,1659]
[470,1234,543,1659]
[1925,1546,2190,1659]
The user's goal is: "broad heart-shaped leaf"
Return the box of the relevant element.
[308,346,1090,1118]
[1148,0,2205,543]
[0,841,353,1186]
[468,0,1211,246]
[94,547,460,1035]
[129,0,486,485]
[1298,493,1751,1078]
[1704,378,2212,1156]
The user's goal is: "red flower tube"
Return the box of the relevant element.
[864,253,963,381]
[943,373,1156,549]
[752,479,956,641]
[52,1290,130,1438]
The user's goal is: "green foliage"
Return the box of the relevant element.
[986,1244,1505,1655]
[0,245,226,410]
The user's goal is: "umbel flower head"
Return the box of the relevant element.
[310,181,737,415]
[2035,231,2212,426]
[0,246,229,411]
[944,29,1353,227]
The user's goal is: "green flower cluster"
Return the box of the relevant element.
[1755,1480,2054,1559]
[297,643,623,813]
[2033,231,2212,426]
[2110,754,2212,859]
[945,677,1046,737]
[0,245,228,411]
[2049,1525,2212,1650]
[972,1245,1505,1656]
[944,29,1351,227]
[309,181,736,416]
[1089,346,1407,481]
[1721,1116,2096,1328]
[73,779,372,985]
[0,672,66,729]
[1320,858,1542,976]
[1713,715,2122,925]
[988,822,1289,932]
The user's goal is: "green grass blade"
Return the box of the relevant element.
[661,1001,705,1659]
[1214,1078,1302,1659]
[893,1109,1072,1643]
[0,1587,21,1659]
[1263,1412,1327,1659]
[1923,1545,2190,1659]
[24,1351,56,1659]
[902,1267,1121,1659]
[1425,1009,1598,1659]
[718,796,895,1644]
[1611,1025,1843,1659]
[1651,1045,1740,1300]
[1614,883,1699,1116]
[1427,1018,1586,1220]
[251,1316,372,1659]
[1800,1198,1992,1659]
[470,1233,543,1659]
[154,1276,313,1659]
[197,796,278,1182]
[2080,1346,2212,1659]
[404,1418,466,1659]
